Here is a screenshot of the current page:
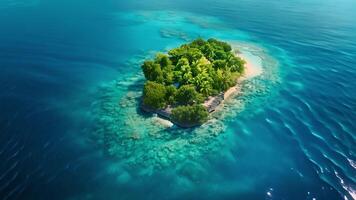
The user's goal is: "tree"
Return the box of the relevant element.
[176,58,193,85]
[168,46,188,65]
[213,50,228,60]
[208,38,232,52]
[182,71,193,85]
[228,56,245,73]
[199,80,213,96]
[185,48,204,63]
[191,57,210,76]
[171,105,209,126]
[212,69,236,91]
[142,81,167,109]
[193,69,213,96]
[165,85,177,104]
[162,65,174,85]
[141,61,164,82]
[212,69,223,91]
[155,53,172,68]
[176,57,190,69]
[201,43,215,61]
[190,38,207,48]
[212,59,227,70]
[175,85,203,105]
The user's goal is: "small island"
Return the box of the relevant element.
[140,38,246,128]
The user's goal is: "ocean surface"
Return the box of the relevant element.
[0,0,355,200]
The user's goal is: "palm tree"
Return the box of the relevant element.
[202,44,215,61]
[199,81,212,96]
[194,69,212,96]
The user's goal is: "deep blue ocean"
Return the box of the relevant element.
[0,0,355,200]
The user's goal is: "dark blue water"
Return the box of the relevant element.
[0,0,355,200]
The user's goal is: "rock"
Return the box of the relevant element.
[152,117,174,128]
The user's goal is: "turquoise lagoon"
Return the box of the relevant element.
[0,1,355,200]
[93,11,281,169]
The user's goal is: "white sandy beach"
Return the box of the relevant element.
[223,49,263,100]
[238,50,263,80]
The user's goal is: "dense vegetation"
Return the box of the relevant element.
[141,38,245,126]
[171,105,208,126]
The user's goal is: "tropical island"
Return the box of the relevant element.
[140,38,246,128]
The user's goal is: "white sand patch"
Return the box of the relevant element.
[152,116,174,128]
[224,86,240,100]
[237,50,263,80]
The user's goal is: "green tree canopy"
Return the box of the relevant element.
[141,38,246,125]
[208,38,232,52]
[171,105,209,126]
[142,81,167,109]
[175,85,203,105]
[155,53,172,68]
[165,85,177,104]
[212,59,227,70]
[228,56,245,73]
[141,61,164,83]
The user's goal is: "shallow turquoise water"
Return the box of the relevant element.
[0,0,355,200]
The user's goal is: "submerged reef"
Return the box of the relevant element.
[92,42,280,177]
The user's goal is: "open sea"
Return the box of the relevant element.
[0,0,355,200]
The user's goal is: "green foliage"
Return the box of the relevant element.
[171,105,209,125]
[141,38,246,123]
[142,81,167,109]
[162,65,174,85]
[208,38,232,52]
[142,38,245,95]
[168,46,188,65]
[228,56,245,73]
[212,69,237,91]
[155,53,172,68]
[184,48,204,63]
[212,59,227,70]
[175,58,192,84]
[193,68,213,96]
[165,85,177,104]
[190,38,207,48]
[175,85,203,105]
[141,61,164,83]
[213,50,228,60]
[200,43,215,61]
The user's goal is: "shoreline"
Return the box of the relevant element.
[222,48,263,101]
[143,48,263,128]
